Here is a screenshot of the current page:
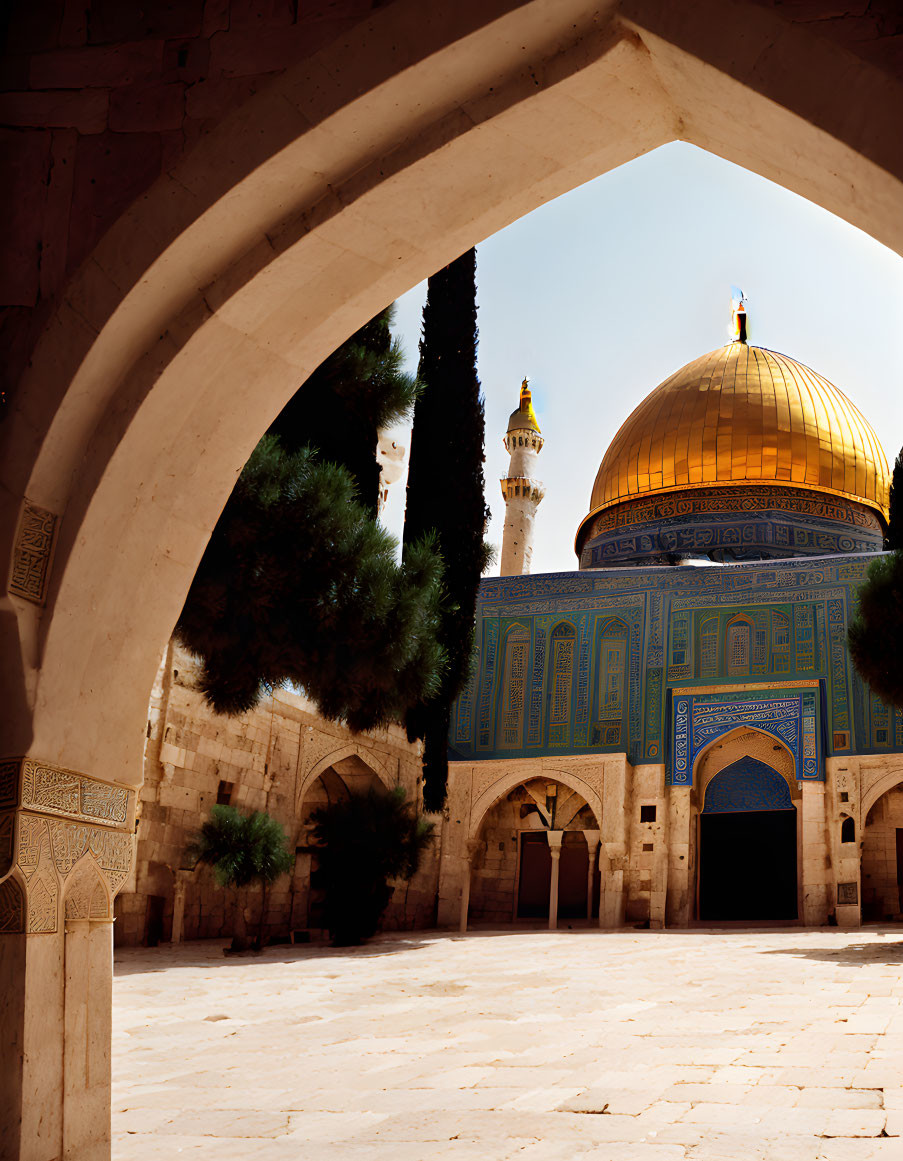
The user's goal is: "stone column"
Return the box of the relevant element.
[171,874,187,944]
[584,830,600,920]
[0,757,136,1161]
[800,780,830,925]
[599,758,630,928]
[458,839,484,933]
[547,830,563,930]
[665,785,692,927]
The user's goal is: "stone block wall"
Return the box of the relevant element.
[115,641,430,945]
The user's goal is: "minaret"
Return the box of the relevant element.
[500,378,544,575]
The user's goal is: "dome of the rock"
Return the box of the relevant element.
[575,341,890,568]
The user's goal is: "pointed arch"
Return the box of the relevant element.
[496,622,531,750]
[295,744,396,813]
[469,767,601,839]
[725,614,754,677]
[63,855,110,921]
[546,621,577,737]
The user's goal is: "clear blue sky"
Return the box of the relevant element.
[383,142,903,575]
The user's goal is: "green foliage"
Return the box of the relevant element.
[848,551,903,709]
[271,307,418,515]
[887,449,903,550]
[309,786,434,946]
[177,437,445,722]
[403,248,490,810]
[187,804,293,889]
[176,306,446,724]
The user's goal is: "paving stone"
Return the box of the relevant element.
[113,928,903,1159]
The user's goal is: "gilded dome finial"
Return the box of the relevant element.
[731,286,748,343]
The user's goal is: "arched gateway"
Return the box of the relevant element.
[3,2,903,1157]
[698,756,798,922]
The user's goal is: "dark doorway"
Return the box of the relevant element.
[699,809,797,920]
[517,833,551,918]
[558,833,589,919]
[144,895,166,946]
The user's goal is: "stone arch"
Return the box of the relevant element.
[6,2,903,782]
[692,729,800,922]
[861,763,903,821]
[63,855,111,922]
[469,767,602,840]
[296,744,395,814]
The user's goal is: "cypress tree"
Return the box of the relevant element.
[176,310,445,726]
[403,248,490,810]
[887,448,903,550]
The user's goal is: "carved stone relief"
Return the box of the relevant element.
[9,500,58,604]
[19,759,132,826]
[0,876,25,933]
[28,870,59,933]
[64,858,110,920]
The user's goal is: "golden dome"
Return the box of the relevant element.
[578,342,889,542]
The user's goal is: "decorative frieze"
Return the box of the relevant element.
[9,500,58,605]
[2,758,133,828]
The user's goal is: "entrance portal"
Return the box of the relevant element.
[698,756,797,921]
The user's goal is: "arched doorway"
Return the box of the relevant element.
[698,756,798,921]
[295,754,388,932]
[861,781,903,922]
[467,777,600,927]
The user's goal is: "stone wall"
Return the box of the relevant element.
[862,787,903,921]
[115,641,433,945]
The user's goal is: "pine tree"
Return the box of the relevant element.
[186,805,293,951]
[887,448,903,550]
[403,249,490,810]
[309,786,434,946]
[848,551,903,709]
[176,309,445,725]
[270,308,416,515]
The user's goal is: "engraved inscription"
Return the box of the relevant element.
[23,762,80,816]
[80,780,129,824]
[9,501,57,604]
[20,759,132,827]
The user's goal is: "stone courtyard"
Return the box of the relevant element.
[113,929,903,1160]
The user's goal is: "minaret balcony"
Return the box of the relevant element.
[500,476,545,502]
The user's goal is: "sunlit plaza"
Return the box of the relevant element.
[113,928,903,1160]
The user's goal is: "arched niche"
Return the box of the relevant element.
[691,729,799,922]
[63,856,110,922]
[468,775,600,926]
[860,775,903,922]
[469,767,601,840]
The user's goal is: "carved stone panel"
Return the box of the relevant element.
[9,500,58,604]
[46,817,133,896]
[13,758,133,828]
